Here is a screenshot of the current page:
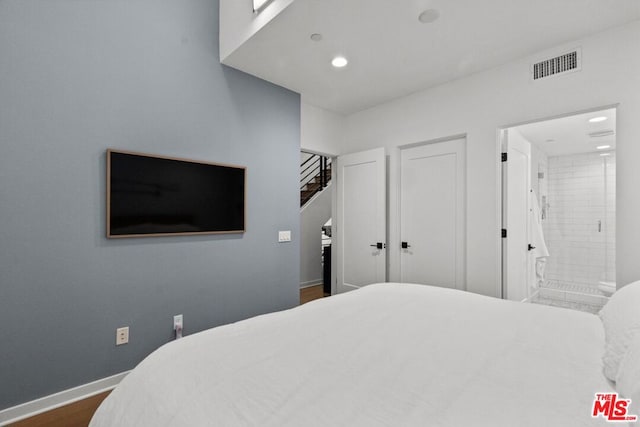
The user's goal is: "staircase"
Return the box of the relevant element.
[300,152,332,206]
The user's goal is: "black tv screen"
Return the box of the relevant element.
[107,149,245,238]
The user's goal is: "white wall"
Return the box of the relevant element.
[300,186,332,287]
[219,0,295,61]
[301,102,344,155]
[342,21,640,296]
[299,102,342,288]
[530,140,549,207]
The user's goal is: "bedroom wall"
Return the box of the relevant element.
[300,102,344,156]
[0,0,300,411]
[219,0,296,62]
[299,102,341,288]
[342,21,640,297]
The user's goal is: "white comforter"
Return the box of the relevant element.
[90,283,616,426]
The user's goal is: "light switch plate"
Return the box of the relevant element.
[278,230,291,242]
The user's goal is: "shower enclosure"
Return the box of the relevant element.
[504,108,617,314]
[533,151,615,313]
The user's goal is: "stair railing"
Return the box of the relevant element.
[300,152,332,206]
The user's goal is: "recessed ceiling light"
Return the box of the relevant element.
[588,129,615,138]
[310,33,322,42]
[331,56,348,68]
[545,139,556,143]
[597,145,611,150]
[589,116,608,123]
[600,152,612,157]
[418,9,440,24]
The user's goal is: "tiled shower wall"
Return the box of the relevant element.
[531,143,548,218]
[543,152,616,286]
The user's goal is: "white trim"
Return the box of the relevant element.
[497,128,505,299]
[498,103,619,131]
[497,103,620,301]
[0,371,129,426]
[300,280,323,289]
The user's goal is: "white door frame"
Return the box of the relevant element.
[298,148,338,294]
[387,134,468,284]
[501,128,532,301]
[497,103,619,300]
[398,137,467,289]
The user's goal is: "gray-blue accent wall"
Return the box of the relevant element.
[0,0,300,409]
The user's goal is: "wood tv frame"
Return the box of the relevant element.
[106,149,246,238]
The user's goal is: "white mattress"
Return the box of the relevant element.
[90,283,616,426]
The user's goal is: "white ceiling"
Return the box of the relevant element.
[514,108,616,157]
[223,0,640,114]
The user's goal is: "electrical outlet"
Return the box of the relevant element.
[116,326,129,346]
[173,314,183,329]
[174,314,183,339]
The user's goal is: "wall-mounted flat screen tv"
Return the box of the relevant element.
[107,149,245,238]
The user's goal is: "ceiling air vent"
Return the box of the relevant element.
[532,49,581,80]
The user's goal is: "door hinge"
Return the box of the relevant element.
[501,153,507,162]
[501,229,507,238]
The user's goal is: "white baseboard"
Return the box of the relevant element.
[300,280,323,289]
[0,371,129,426]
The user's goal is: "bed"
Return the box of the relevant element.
[90,282,640,426]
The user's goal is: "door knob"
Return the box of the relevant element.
[401,241,411,249]
[528,244,536,251]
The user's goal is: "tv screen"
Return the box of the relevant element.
[107,149,245,238]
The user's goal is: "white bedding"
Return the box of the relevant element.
[90,283,617,426]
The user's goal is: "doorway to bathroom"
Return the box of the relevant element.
[502,107,616,313]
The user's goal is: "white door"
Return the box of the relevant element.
[400,138,466,289]
[503,129,531,301]
[336,148,386,293]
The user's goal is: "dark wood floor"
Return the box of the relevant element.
[300,284,329,304]
[10,391,110,427]
[12,286,330,426]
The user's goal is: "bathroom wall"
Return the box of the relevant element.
[530,144,549,218]
[543,152,616,285]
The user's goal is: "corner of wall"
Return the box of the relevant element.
[300,102,345,156]
[219,0,297,63]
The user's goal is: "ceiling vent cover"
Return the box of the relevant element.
[532,49,581,80]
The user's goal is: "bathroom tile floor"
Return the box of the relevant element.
[531,296,603,314]
[530,280,609,314]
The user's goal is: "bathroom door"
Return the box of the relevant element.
[503,129,531,301]
[399,138,466,289]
